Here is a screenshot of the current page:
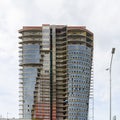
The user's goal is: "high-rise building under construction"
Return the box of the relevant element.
[19,24,93,120]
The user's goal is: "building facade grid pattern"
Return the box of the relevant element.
[18,24,93,120]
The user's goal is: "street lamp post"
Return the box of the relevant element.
[109,48,115,120]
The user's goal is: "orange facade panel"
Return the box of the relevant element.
[33,103,51,119]
[19,26,42,33]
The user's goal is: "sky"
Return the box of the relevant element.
[0,0,120,119]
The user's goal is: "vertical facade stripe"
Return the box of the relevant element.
[50,29,53,120]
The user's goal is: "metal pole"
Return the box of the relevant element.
[113,115,116,120]
[109,48,115,120]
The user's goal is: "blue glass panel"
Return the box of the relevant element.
[67,45,92,119]
[22,66,38,119]
[22,44,40,64]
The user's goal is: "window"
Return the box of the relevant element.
[45,70,49,73]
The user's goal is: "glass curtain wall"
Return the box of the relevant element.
[67,45,92,120]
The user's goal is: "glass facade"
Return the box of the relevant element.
[23,67,37,118]
[19,43,41,119]
[67,45,92,120]
[19,25,93,120]
[22,44,40,64]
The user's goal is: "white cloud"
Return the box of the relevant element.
[0,0,120,119]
